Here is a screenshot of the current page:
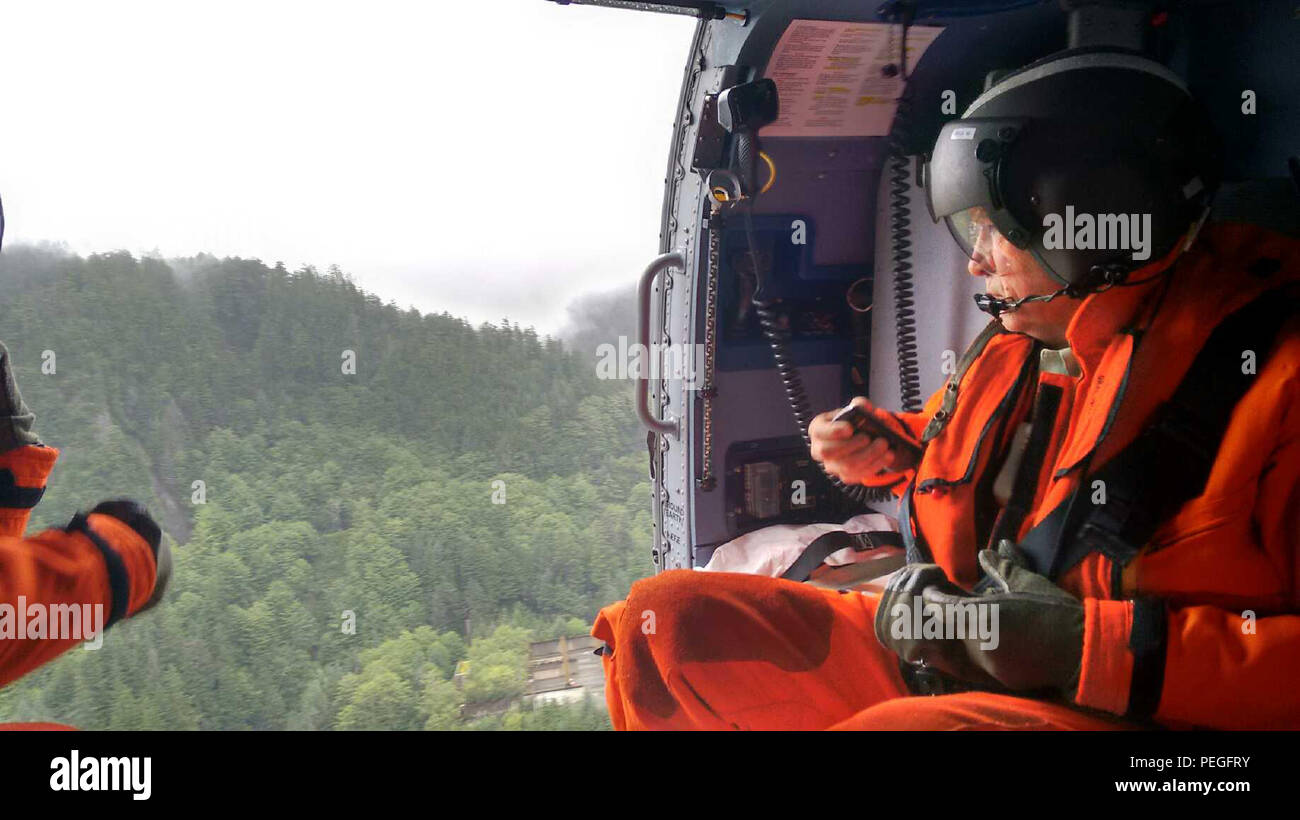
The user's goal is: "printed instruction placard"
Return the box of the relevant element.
[761,20,944,138]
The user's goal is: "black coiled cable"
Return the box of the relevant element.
[745,4,921,508]
[744,206,891,506]
[885,16,923,414]
[888,140,922,413]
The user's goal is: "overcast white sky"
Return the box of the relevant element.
[0,0,695,335]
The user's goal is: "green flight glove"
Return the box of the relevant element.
[874,540,1084,696]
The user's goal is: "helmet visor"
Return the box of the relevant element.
[944,205,1000,265]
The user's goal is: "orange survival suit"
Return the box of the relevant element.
[592,221,1300,730]
[0,442,161,691]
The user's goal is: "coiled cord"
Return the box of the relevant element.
[887,105,922,414]
[744,206,891,506]
[885,15,923,414]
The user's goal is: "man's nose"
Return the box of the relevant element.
[968,226,996,276]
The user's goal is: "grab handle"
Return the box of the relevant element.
[636,250,686,437]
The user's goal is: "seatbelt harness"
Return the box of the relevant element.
[987,380,1063,550]
[779,529,903,583]
[1019,288,1299,583]
[901,321,1009,565]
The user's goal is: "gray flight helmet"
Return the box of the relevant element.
[925,48,1222,289]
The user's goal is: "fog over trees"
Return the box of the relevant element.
[0,245,649,729]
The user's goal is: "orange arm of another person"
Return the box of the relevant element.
[0,446,158,688]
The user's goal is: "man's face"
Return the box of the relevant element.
[965,207,1082,346]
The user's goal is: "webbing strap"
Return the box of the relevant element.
[987,382,1063,550]
[920,321,1005,444]
[780,529,903,582]
[898,476,933,565]
[1019,289,1298,580]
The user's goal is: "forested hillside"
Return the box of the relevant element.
[0,244,650,729]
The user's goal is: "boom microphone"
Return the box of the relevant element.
[973,287,1073,317]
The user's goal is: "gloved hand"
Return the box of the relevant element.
[0,341,39,453]
[874,540,1084,695]
[90,500,171,615]
[874,561,1005,690]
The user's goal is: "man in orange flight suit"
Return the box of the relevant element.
[0,319,170,709]
[593,50,1300,730]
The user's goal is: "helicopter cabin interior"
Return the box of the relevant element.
[551,0,1300,581]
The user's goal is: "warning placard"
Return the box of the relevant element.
[761,20,944,138]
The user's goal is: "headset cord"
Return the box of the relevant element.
[743,202,892,506]
[885,6,923,414]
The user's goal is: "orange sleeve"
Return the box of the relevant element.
[1075,601,1300,730]
[1074,598,1135,716]
[1150,386,1300,729]
[0,512,157,688]
[1155,605,1300,729]
[1074,343,1300,729]
[0,445,59,538]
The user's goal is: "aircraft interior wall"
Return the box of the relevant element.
[658,0,1300,572]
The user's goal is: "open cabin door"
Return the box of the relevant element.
[551,0,1300,574]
